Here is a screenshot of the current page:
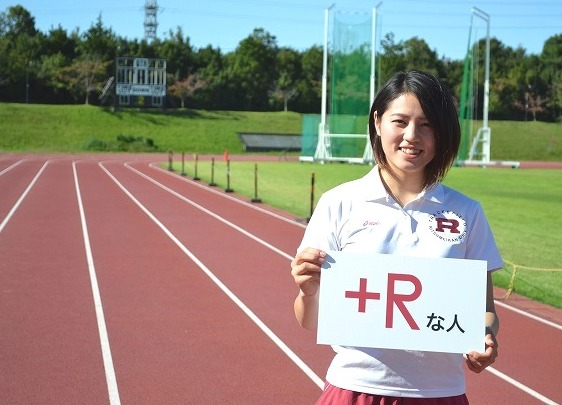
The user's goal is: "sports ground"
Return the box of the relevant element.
[1,153,561,404]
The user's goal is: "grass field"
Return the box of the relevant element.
[0,103,302,154]
[1,102,561,309]
[1,103,561,161]
[173,159,562,310]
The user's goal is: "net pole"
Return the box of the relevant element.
[457,15,473,162]
[370,2,382,106]
[321,4,335,129]
[472,7,491,163]
[370,8,375,106]
[315,4,335,162]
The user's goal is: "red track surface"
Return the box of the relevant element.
[1,153,561,405]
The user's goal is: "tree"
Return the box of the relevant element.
[1,5,560,117]
[32,26,79,102]
[0,5,41,101]
[61,14,118,104]
[120,37,160,59]
[0,5,37,37]
[189,45,224,109]
[37,52,67,94]
[58,55,111,104]
[0,36,9,86]
[379,33,405,85]
[541,34,562,121]
[402,37,444,78]
[158,27,196,80]
[79,14,118,62]
[270,48,301,111]
[442,58,465,102]
[269,74,298,112]
[471,38,531,119]
[296,45,322,113]
[167,74,206,108]
[224,28,279,110]
[514,86,547,121]
[42,25,78,59]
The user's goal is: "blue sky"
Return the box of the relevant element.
[2,0,561,60]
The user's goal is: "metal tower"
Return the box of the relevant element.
[144,0,158,41]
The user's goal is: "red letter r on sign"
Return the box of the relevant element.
[386,274,422,330]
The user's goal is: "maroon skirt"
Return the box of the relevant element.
[315,383,470,405]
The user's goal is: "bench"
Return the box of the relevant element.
[237,132,301,152]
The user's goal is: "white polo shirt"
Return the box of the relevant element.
[298,166,503,398]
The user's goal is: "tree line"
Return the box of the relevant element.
[1,5,561,121]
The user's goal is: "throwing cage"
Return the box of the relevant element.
[457,8,519,168]
[300,5,381,164]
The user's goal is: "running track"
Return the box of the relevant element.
[1,153,560,405]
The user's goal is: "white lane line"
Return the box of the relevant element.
[148,163,562,332]
[137,160,562,400]
[0,161,48,234]
[495,300,562,331]
[72,162,121,405]
[148,161,307,229]
[486,366,558,404]
[0,159,23,176]
[126,162,294,261]
[99,162,324,390]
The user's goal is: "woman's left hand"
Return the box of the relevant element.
[465,332,498,373]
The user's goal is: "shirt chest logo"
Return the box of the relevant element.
[428,210,467,243]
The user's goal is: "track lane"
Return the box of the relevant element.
[0,159,48,226]
[102,160,332,384]
[1,154,560,404]
[463,303,561,404]
[75,159,324,403]
[0,158,22,173]
[0,159,109,404]
[129,160,307,255]
[127,159,562,404]
[107,160,334,379]
[474,304,562,403]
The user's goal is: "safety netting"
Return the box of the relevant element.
[301,9,372,161]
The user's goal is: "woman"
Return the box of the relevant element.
[291,71,501,404]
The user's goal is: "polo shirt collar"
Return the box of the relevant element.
[422,182,444,204]
[362,166,387,201]
[362,166,444,204]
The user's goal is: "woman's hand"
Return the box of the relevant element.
[290,247,326,296]
[465,331,498,373]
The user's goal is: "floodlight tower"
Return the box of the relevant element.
[144,0,158,42]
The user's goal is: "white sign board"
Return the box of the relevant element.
[115,57,167,97]
[116,84,166,97]
[317,251,487,354]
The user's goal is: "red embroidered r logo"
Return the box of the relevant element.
[435,218,460,234]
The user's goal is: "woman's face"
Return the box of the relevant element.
[374,92,436,179]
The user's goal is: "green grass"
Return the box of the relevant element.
[0,103,302,153]
[0,103,561,160]
[444,168,562,308]
[2,102,561,309]
[486,120,562,161]
[175,159,562,310]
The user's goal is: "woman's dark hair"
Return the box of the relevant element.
[368,70,460,188]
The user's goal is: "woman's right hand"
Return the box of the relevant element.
[290,248,326,296]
